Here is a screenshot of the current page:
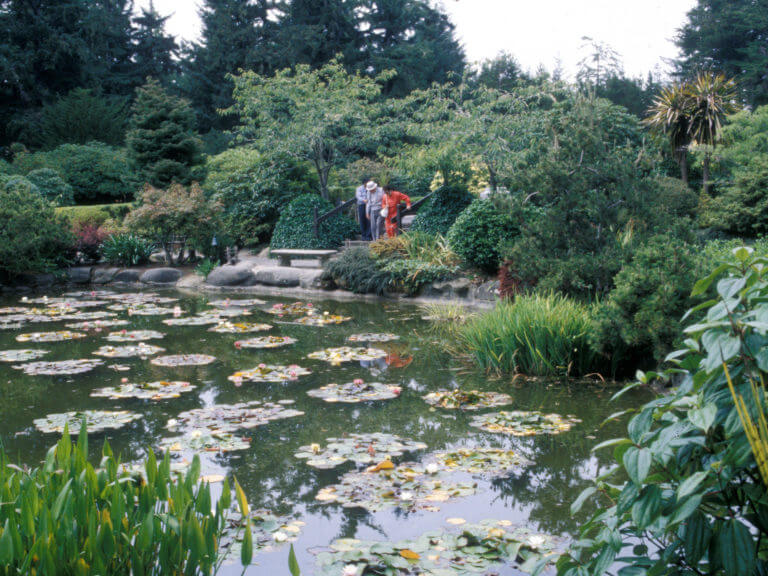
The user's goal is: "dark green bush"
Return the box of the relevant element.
[0,185,74,278]
[270,194,357,250]
[322,247,391,295]
[26,168,75,206]
[0,174,38,196]
[590,235,702,375]
[410,183,474,236]
[101,234,155,267]
[381,259,458,295]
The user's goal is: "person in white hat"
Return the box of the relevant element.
[365,181,385,241]
[355,177,372,241]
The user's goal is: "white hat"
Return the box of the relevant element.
[365,180,377,191]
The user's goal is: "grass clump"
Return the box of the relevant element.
[458,293,601,377]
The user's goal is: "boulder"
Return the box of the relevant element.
[474,280,499,301]
[252,267,301,287]
[298,269,324,289]
[206,264,256,287]
[113,269,142,283]
[67,267,92,284]
[140,268,182,285]
[425,277,472,299]
[15,273,56,289]
[91,268,120,284]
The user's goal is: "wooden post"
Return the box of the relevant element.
[313,206,319,238]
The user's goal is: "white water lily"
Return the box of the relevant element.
[425,463,439,474]
[399,491,414,501]
[528,534,547,548]
[273,531,288,542]
[342,565,358,576]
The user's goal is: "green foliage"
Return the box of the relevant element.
[100,234,155,267]
[204,148,315,244]
[559,247,768,576]
[25,168,74,206]
[0,184,74,278]
[126,78,203,188]
[56,204,132,229]
[322,247,391,295]
[195,258,217,279]
[457,293,600,377]
[410,184,473,236]
[381,259,457,295]
[270,194,357,251]
[590,236,702,376]
[0,424,245,574]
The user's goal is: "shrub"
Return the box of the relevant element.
[0,185,74,278]
[73,222,111,263]
[270,194,357,251]
[322,247,391,295]
[25,168,75,205]
[195,258,217,279]
[457,293,600,377]
[56,203,132,229]
[559,247,768,576]
[400,232,461,267]
[381,259,458,295]
[1,174,38,196]
[370,235,408,259]
[0,425,249,575]
[100,233,155,267]
[410,183,474,235]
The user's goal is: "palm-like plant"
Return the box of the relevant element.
[645,84,692,184]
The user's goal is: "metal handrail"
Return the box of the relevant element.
[313,197,357,238]
[390,189,437,225]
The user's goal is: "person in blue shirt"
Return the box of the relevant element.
[355,177,372,241]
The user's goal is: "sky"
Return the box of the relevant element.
[140,0,697,80]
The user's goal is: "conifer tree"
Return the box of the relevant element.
[126,78,203,188]
[132,1,179,82]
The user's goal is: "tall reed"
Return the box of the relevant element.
[457,292,600,377]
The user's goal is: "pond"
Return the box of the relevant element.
[0,288,651,575]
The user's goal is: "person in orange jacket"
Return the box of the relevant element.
[381,186,411,238]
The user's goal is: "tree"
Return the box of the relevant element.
[576,37,623,93]
[472,52,528,92]
[645,83,693,184]
[132,1,179,82]
[677,0,768,107]
[126,78,203,188]
[230,59,385,199]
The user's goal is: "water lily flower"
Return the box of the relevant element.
[173,306,182,317]
[258,363,266,369]
[234,341,242,349]
[353,378,364,386]
[121,377,128,384]
[426,463,439,474]
[342,565,357,576]
[323,311,329,316]
[273,531,288,542]
[528,535,546,548]
[399,491,414,501]
[311,443,321,454]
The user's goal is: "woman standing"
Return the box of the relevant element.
[381,186,411,238]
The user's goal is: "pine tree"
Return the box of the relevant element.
[126,78,203,188]
[132,1,179,83]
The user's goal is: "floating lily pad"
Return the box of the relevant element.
[221,511,305,564]
[208,298,266,308]
[0,307,29,315]
[63,290,117,298]
[235,336,297,349]
[93,344,165,358]
[58,311,117,321]
[0,349,49,362]
[14,359,104,375]
[24,297,73,305]
[151,354,217,367]
[348,333,400,343]
[469,411,581,436]
[315,461,477,512]
[91,380,195,400]
[423,389,514,411]
[307,381,401,403]
[208,321,272,334]
[315,520,561,576]
[108,364,131,372]
[426,448,532,477]
[295,433,427,469]
[16,330,87,343]
[228,364,311,383]
[162,316,221,326]
[266,302,317,316]
[61,300,109,308]
[0,322,25,330]
[33,410,141,434]
[200,308,251,318]
[307,346,387,364]
[166,400,304,434]
[103,293,178,305]
[65,319,131,330]
[158,431,252,453]
[294,314,351,326]
[105,330,165,342]
[126,306,176,316]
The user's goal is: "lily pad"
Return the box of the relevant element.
[60,300,109,308]
[294,314,351,326]
[59,311,117,321]
[469,410,581,436]
[103,293,178,305]
[14,358,104,375]
[221,511,305,564]
[307,346,387,364]
[266,302,317,316]
[151,354,217,367]
[426,448,532,477]
[105,330,165,342]
[33,410,141,434]
[208,298,266,308]
[422,389,514,411]
[166,400,304,433]
[295,433,427,469]
[348,333,400,343]
[228,364,311,384]
[125,305,176,316]
[307,381,401,403]
[16,330,87,343]
[93,344,165,358]
[91,380,195,400]
[0,307,30,315]
[0,349,49,362]
[235,336,297,349]
[162,316,221,326]
[63,290,117,298]
[66,319,131,330]
[158,431,252,453]
[208,321,272,334]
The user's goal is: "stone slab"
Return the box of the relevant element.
[140,268,182,285]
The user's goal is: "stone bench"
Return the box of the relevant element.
[270,249,338,268]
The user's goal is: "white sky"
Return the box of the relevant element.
[141,0,697,80]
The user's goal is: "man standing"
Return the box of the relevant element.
[355,177,371,241]
[366,181,385,241]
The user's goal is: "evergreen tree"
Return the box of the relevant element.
[182,0,276,133]
[472,52,528,92]
[126,78,203,188]
[132,1,179,82]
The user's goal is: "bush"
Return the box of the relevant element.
[559,247,768,576]
[1,174,38,196]
[457,292,600,377]
[73,222,111,263]
[410,183,474,235]
[590,236,702,376]
[270,194,357,250]
[56,203,132,229]
[195,258,217,279]
[0,185,74,278]
[100,233,155,267]
[0,425,248,575]
[370,235,409,259]
[26,168,74,206]
[381,259,458,295]
[322,247,392,295]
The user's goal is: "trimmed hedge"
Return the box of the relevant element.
[270,194,357,250]
[410,183,473,236]
[447,198,516,274]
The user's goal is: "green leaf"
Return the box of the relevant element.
[234,478,249,517]
[591,438,631,453]
[570,486,597,515]
[691,263,729,296]
[676,471,708,500]
[623,447,652,485]
[0,521,14,565]
[668,494,702,525]
[289,543,301,576]
[720,519,755,576]
[717,277,746,299]
[683,511,711,565]
[627,409,653,444]
[688,404,717,431]
[631,485,661,530]
[241,519,253,566]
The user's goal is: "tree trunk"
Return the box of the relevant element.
[488,167,498,193]
[679,149,688,185]
[702,152,711,195]
[163,242,175,266]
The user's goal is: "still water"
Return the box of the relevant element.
[0,288,651,574]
